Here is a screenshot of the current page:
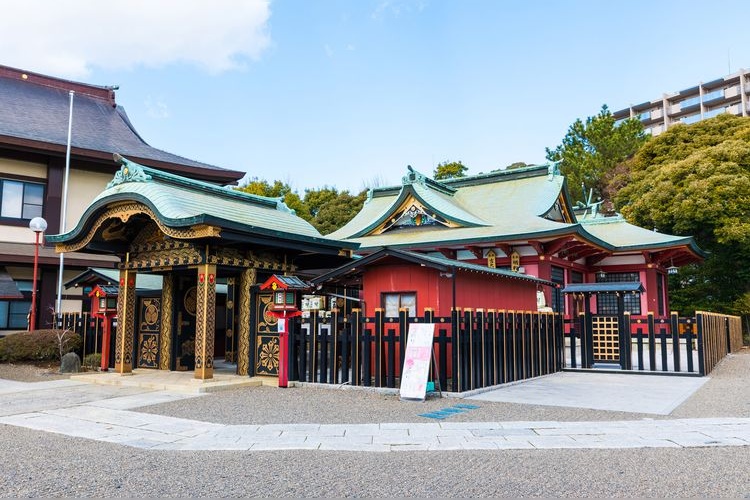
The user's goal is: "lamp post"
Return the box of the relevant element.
[29,217,47,331]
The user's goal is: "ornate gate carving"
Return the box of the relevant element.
[137,297,161,368]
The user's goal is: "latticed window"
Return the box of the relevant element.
[595,272,641,315]
[383,292,416,317]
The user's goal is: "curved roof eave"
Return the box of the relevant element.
[47,192,357,251]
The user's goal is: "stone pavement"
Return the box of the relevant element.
[1,376,750,452]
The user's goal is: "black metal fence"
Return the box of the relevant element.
[564,311,743,376]
[58,312,115,366]
[292,308,564,393]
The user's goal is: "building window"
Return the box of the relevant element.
[382,292,416,317]
[551,266,565,312]
[0,179,44,220]
[595,272,641,315]
[0,300,31,329]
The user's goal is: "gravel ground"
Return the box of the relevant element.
[1,350,750,497]
[0,361,70,382]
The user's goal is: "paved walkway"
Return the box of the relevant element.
[1,377,750,452]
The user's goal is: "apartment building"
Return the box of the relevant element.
[613,68,750,135]
[0,65,245,332]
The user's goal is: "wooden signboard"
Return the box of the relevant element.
[399,323,436,401]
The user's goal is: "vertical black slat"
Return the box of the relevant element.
[497,311,506,384]
[463,309,474,390]
[647,312,657,371]
[451,308,459,393]
[484,311,492,386]
[725,316,732,354]
[374,309,384,388]
[352,310,363,386]
[670,312,681,373]
[398,308,409,372]
[534,313,542,376]
[309,312,318,382]
[515,312,524,381]
[487,310,497,385]
[339,314,350,384]
[696,313,706,376]
[286,317,297,382]
[659,320,669,372]
[437,323,449,391]
[523,312,531,379]
[636,325,645,371]
[299,318,309,382]
[318,320,329,384]
[541,314,550,375]
[685,318,695,373]
[462,311,472,392]
[569,315,579,368]
[584,311,595,368]
[475,309,485,388]
[507,312,516,382]
[386,327,396,388]
[622,312,632,370]
[362,325,372,387]
[423,309,437,390]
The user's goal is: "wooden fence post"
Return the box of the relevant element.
[696,312,705,376]
[670,312,680,373]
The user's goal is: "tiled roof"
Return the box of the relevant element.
[0,65,244,184]
[48,156,356,255]
[329,165,582,248]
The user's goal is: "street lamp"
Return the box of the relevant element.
[29,217,47,331]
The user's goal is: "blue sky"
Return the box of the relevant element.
[3,0,750,193]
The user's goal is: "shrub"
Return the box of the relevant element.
[0,329,82,363]
[82,352,102,370]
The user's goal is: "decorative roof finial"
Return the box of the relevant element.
[107,153,152,188]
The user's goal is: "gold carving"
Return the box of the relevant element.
[114,268,137,373]
[194,264,216,380]
[237,268,255,376]
[184,286,197,316]
[55,202,221,253]
[159,274,174,370]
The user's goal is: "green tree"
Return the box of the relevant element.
[546,105,647,202]
[309,189,368,235]
[614,114,750,316]
[236,178,309,220]
[434,161,468,180]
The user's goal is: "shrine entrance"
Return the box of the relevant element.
[48,155,356,380]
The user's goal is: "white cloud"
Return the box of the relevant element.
[145,95,170,119]
[372,0,428,20]
[0,0,271,79]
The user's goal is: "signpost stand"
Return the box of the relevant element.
[399,323,437,401]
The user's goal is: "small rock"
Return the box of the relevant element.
[60,352,81,373]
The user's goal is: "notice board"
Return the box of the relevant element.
[399,323,436,401]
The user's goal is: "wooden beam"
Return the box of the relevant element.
[437,248,456,259]
[544,236,576,256]
[466,246,484,259]
[527,240,545,255]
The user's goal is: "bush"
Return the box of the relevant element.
[82,352,102,370]
[0,329,82,363]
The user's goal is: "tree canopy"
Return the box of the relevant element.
[614,114,750,316]
[434,161,468,180]
[546,105,647,202]
[235,179,366,235]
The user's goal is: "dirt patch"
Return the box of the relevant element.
[0,362,71,382]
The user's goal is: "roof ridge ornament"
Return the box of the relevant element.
[107,153,152,188]
[401,165,456,195]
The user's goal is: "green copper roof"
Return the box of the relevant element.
[579,215,705,255]
[48,155,355,253]
[329,165,579,248]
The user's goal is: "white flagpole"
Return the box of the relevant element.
[56,90,74,318]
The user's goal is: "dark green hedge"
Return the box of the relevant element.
[0,329,82,363]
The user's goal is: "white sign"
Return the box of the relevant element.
[399,323,436,401]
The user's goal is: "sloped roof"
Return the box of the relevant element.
[328,165,587,249]
[312,247,556,286]
[562,282,644,294]
[579,215,705,257]
[65,267,163,290]
[48,155,356,256]
[0,64,243,184]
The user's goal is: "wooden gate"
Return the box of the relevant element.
[136,297,161,368]
[591,315,620,364]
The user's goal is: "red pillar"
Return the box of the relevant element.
[100,315,111,371]
[278,313,288,388]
